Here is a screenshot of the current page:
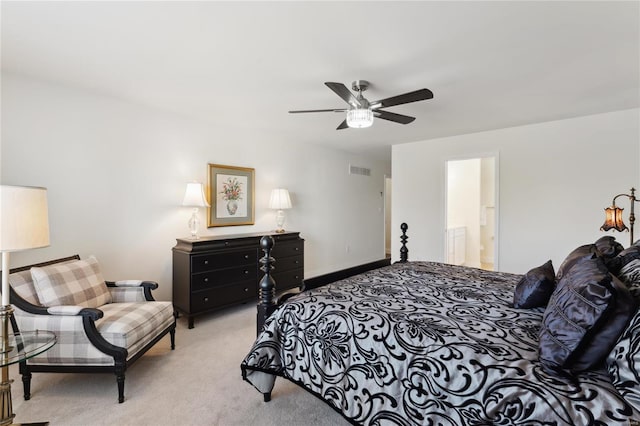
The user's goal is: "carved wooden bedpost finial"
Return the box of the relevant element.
[257,235,277,337]
[400,222,409,263]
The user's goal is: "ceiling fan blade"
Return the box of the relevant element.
[336,119,349,130]
[325,82,361,107]
[371,88,433,109]
[289,108,347,113]
[374,110,415,125]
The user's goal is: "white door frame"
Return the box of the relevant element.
[383,174,392,258]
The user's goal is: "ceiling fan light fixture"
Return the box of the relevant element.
[346,107,373,128]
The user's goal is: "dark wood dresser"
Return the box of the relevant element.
[172,231,304,328]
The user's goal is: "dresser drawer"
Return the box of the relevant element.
[274,255,303,272]
[271,267,303,291]
[192,249,257,273]
[271,240,304,259]
[192,281,257,311]
[192,265,257,291]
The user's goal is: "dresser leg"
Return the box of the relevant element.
[188,317,194,329]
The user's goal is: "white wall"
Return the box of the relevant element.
[1,73,391,301]
[392,108,640,274]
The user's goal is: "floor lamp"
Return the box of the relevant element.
[600,187,638,246]
[0,185,50,425]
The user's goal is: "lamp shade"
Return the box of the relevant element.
[601,205,628,232]
[0,185,50,252]
[269,189,292,210]
[182,182,210,207]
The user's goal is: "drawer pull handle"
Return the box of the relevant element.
[294,260,299,264]
[295,247,299,251]
[204,260,209,265]
[244,254,249,259]
[204,278,209,282]
[244,288,248,292]
[204,297,209,302]
[244,270,249,274]
[225,242,229,246]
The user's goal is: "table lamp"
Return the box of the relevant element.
[268,189,292,233]
[0,185,50,424]
[182,182,210,239]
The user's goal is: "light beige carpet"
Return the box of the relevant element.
[10,303,348,426]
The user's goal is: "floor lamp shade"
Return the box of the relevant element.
[600,188,638,246]
[601,206,628,233]
[0,185,50,252]
[1,185,50,306]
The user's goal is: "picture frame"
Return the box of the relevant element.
[207,163,255,227]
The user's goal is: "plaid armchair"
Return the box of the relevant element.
[7,255,176,403]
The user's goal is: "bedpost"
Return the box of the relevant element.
[400,222,409,263]
[257,235,277,337]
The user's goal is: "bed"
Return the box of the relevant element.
[241,225,640,425]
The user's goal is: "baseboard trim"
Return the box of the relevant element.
[302,258,391,291]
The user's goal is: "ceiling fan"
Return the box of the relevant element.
[289,80,434,130]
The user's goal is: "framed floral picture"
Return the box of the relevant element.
[207,163,255,227]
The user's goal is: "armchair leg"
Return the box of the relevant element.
[116,372,125,403]
[170,328,176,350]
[21,369,32,401]
[114,360,126,403]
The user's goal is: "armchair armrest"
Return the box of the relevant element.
[9,287,106,320]
[106,280,158,290]
[46,306,104,320]
[106,281,158,302]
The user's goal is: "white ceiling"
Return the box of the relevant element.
[2,1,639,160]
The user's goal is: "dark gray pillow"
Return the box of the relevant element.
[539,257,637,373]
[513,260,556,309]
[556,244,599,280]
[595,236,625,258]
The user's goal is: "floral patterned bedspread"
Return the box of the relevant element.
[241,261,637,425]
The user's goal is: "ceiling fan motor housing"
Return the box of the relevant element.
[352,80,370,92]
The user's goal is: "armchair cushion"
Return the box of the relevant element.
[99,302,175,353]
[31,256,112,308]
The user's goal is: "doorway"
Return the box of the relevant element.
[445,156,498,271]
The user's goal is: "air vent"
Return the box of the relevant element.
[349,164,371,176]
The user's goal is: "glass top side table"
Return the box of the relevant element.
[1,330,56,426]
[0,331,56,367]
